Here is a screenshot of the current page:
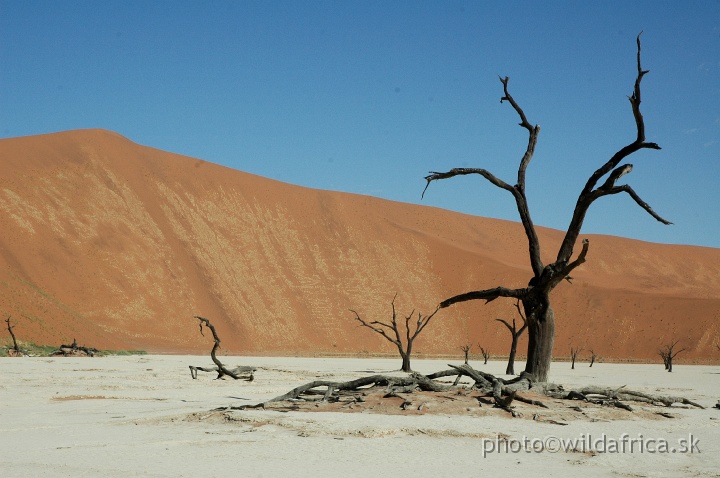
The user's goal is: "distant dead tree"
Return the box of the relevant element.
[421,34,670,382]
[460,344,472,365]
[658,339,685,373]
[51,338,98,357]
[589,349,598,367]
[479,346,490,365]
[570,346,583,369]
[190,316,255,380]
[5,316,25,357]
[351,294,439,372]
[496,300,528,375]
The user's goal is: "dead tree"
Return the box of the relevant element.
[5,316,25,357]
[351,294,439,373]
[570,346,583,369]
[51,338,98,357]
[589,349,598,367]
[460,344,472,365]
[496,300,528,375]
[191,316,255,380]
[659,348,669,370]
[658,339,685,373]
[479,346,490,364]
[421,34,670,382]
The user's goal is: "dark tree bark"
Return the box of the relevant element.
[51,338,98,357]
[496,300,528,375]
[192,316,255,380]
[236,362,704,414]
[422,34,669,382]
[570,346,582,369]
[5,316,25,356]
[479,346,490,365]
[589,349,597,367]
[460,344,472,365]
[351,294,439,373]
[658,339,685,373]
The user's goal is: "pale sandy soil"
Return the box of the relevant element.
[1,355,718,477]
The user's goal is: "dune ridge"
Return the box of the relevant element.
[1,129,718,361]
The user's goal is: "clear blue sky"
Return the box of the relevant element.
[2,1,719,248]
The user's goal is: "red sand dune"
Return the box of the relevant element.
[1,129,718,362]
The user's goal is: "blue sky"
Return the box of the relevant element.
[1,1,719,248]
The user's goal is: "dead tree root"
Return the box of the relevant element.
[232,363,705,415]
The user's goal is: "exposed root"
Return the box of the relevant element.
[232,363,706,416]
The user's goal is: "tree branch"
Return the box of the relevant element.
[439,286,527,309]
[422,168,514,199]
[513,299,528,331]
[596,185,673,225]
[412,306,440,340]
[422,77,544,278]
[556,33,668,264]
[496,318,515,332]
[351,310,401,348]
[631,31,650,144]
[499,75,540,190]
[558,238,590,283]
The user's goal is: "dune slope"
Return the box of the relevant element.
[1,129,718,361]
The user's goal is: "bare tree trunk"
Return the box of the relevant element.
[400,353,411,373]
[460,344,471,365]
[506,335,519,375]
[399,340,414,372]
[498,300,527,376]
[524,302,554,382]
[570,346,582,370]
[479,347,490,365]
[5,317,20,352]
[5,317,25,356]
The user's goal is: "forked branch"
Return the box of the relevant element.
[423,75,543,277]
[557,32,670,263]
